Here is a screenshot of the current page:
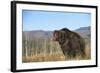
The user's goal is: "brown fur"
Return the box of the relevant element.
[53,28,85,59]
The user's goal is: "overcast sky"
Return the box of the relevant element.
[22,10,91,31]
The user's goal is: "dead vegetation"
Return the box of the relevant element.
[22,54,65,63]
[22,35,91,63]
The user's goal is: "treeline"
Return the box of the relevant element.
[22,35,63,57]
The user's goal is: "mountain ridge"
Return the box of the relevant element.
[23,26,90,39]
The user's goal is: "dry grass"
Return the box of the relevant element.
[22,47,91,63]
[22,54,65,63]
[85,46,91,59]
[22,38,91,63]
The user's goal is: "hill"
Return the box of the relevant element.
[75,26,90,39]
[23,26,91,39]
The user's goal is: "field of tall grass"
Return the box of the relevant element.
[22,36,91,63]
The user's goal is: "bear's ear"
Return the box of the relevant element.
[53,30,60,41]
[54,30,59,37]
